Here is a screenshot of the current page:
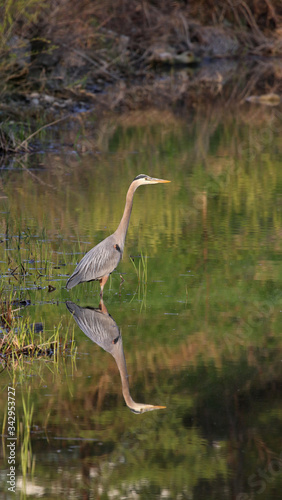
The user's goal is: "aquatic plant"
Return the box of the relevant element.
[130,251,148,307]
[130,251,148,284]
[19,388,35,480]
[0,292,76,372]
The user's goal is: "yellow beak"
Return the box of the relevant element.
[152,177,171,183]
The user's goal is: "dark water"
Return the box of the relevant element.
[1,105,282,499]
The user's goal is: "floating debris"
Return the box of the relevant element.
[246,93,281,106]
[148,44,199,65]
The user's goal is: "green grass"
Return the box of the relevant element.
[0,290,76,375]
[130,251,148,284]
[130,251,148,307]
[19,388,35,481]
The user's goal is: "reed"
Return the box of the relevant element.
[130,251,148,307]
[19,388,35,481]
[130,251,148,284]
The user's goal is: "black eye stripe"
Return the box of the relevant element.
[133,174,147,181]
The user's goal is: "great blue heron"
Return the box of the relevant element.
[66,300,166,413]
[66,174,170,295]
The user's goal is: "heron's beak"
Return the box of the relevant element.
[151,177,171,183]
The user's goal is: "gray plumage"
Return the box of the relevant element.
[66,234,121,290]
[66,300,166,413]
[66,300,120,354]
[66,174,170,295]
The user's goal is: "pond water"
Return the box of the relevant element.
[1,104,282,499]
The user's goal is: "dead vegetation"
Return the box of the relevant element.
[0,0,282,122]
[0,295,72,369]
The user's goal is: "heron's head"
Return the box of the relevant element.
[133,174,170,186]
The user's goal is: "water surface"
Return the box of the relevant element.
[1,105,282,499]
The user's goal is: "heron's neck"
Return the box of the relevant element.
[114,182,138,249]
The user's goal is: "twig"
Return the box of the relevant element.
[16,158,57,190]
[0,306,22,318]
[9,265,19,276]
[60,43,119,80]
[15,114,70,152]
[239,1,266,40]
[264,0,278,24]
[179,13,193,50]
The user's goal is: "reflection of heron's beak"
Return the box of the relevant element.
[130,404,166,414]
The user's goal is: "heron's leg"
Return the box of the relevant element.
[98,299,108,314]
[119,274,125,296]
[99,275,109,297]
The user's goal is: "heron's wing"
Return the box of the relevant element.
[66,235,121,289]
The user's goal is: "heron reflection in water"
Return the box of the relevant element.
[66,300,166,414]
[66,174,170,296]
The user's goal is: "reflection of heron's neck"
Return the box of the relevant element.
[113,338,137,409]
[113,337,165,414]
[114,182,138,250]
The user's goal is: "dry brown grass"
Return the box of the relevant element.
[1,0,282,120]
[100,0,282,55]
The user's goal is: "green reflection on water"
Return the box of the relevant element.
[0,107,282,498]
